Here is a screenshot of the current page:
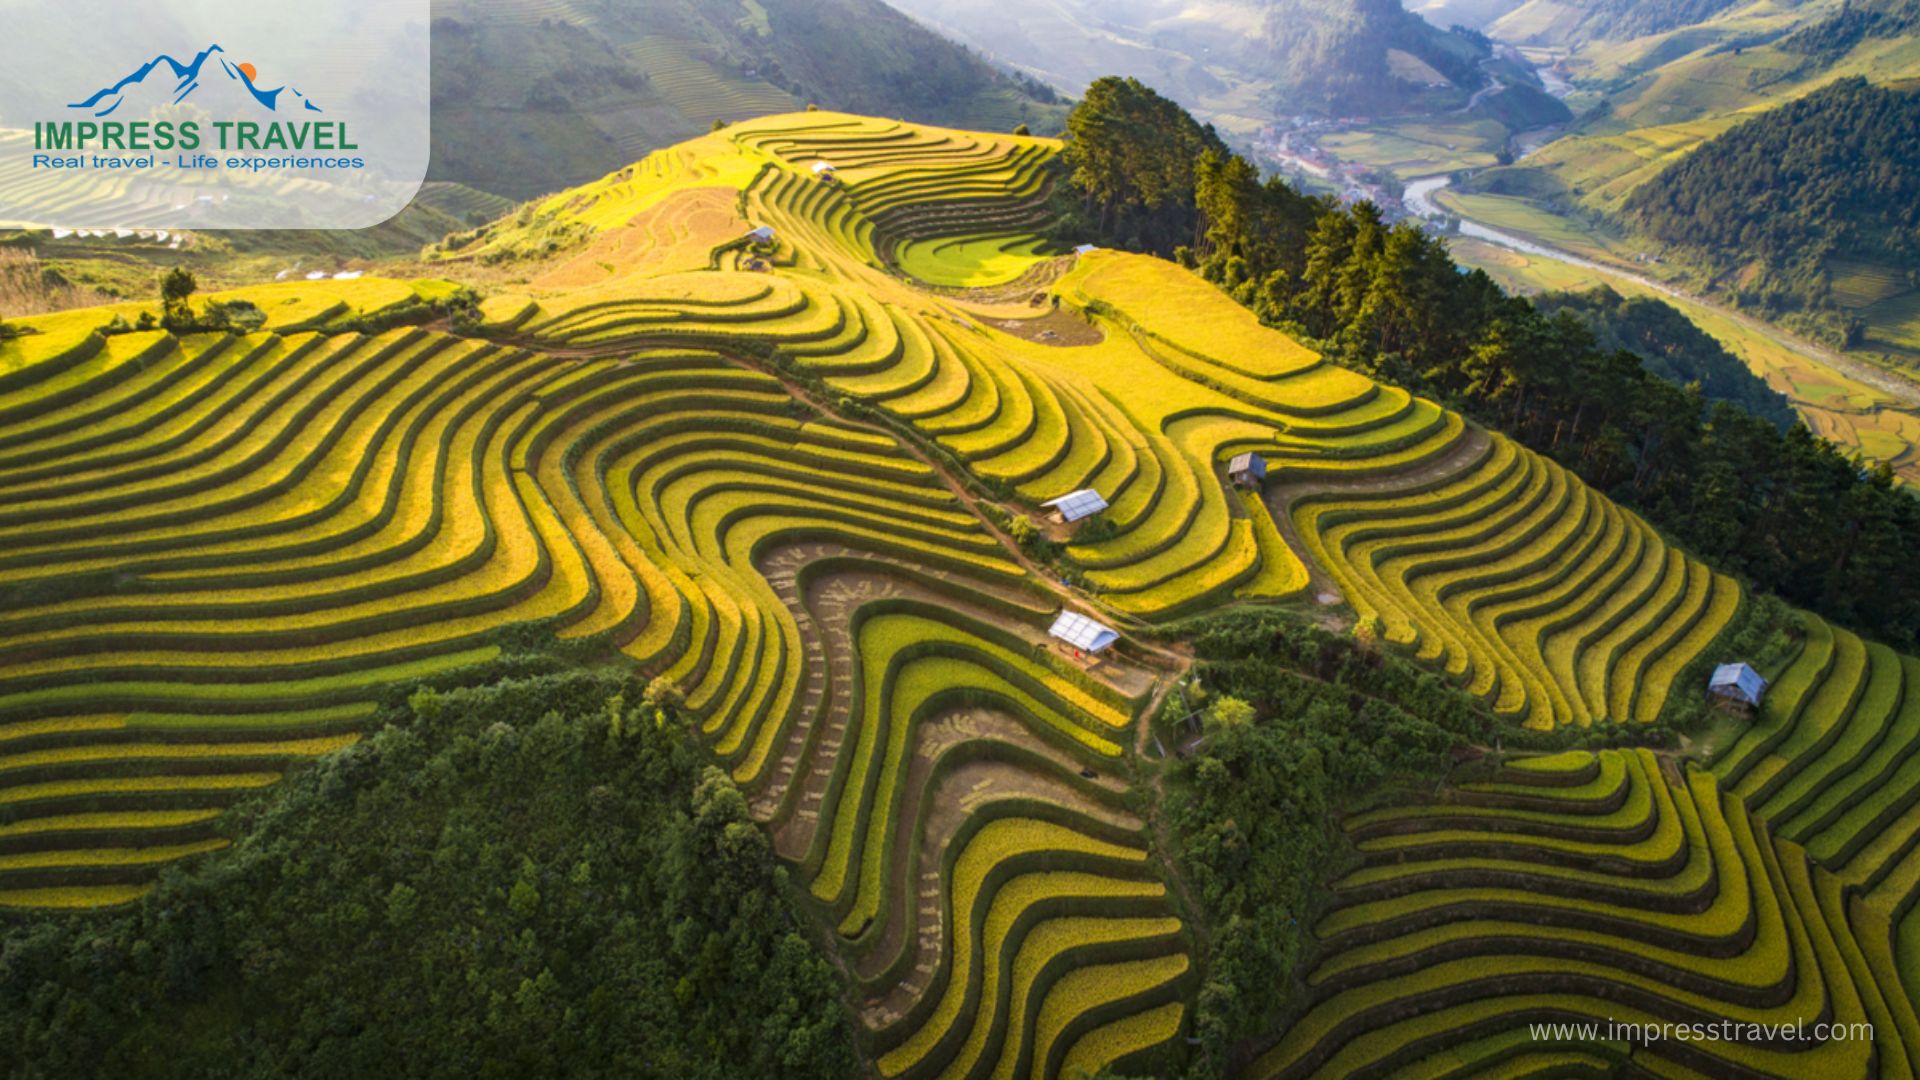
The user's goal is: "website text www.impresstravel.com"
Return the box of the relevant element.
[1529,1019,1875,1045]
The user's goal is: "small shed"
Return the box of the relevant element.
[811,161,838,180]
[1042,489,1108,523]
[746,225,776,244]
[1709,662,1768,708]
[1228,452,1268,489]
[1074,243,1099,255]
[1050,611,1119,655]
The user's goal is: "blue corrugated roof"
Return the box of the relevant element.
[1709,662,1767,706]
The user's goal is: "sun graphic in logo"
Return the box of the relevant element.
[236,62,258,84]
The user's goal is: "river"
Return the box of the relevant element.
[1400,175,1920,409]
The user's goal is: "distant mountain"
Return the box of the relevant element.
[427,0,1065,200]
[1255,0,1492,110]
[884,0,1501,127]
[1406,0,1529,31]
[1487,0,1750,46]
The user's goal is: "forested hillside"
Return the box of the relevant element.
[1254,0,1491,110]
[1782,0,1920,61]
[1533,284,1799,428]
[1490,0,1748,45]
[1620,77,1920,346]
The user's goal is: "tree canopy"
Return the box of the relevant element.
[1621,77,1920,344]
[0,671,858,1078]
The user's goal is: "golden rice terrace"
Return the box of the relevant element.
[2,112,1916,1077]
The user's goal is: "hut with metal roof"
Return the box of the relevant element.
[1049,611,1120,655]
[1709,662,1768,707]
[1042,489,1108,523]
[1228,452,1268,489]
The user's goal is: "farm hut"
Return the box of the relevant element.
[811,161,839,181]
[1709,662,1768,708]
[746,225,777,244]
[1042,489,1108,523]
[1050,611,1119,656]
[1228,452,1268,489]
[1074,243,1099,255]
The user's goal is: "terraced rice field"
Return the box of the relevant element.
[1289,431,1740,729]
[412,182,519,225]
[0,118,1225,1068]
[17,109,1915,1073]
[1253,748,1920,1077]
[625,37,799,128]
[1710,618,1920,999]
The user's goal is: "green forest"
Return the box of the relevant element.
[1620,77,1920,345]
[0,665,856,1077]
[1532,284,1798,429]
[1165,613,1499,1072]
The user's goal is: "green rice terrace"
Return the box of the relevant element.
[3,111,1918,1076]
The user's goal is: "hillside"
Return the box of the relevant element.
[5,107,1920,1077]
[427,0,1066,200]
[1489,0,1752,45]
[0,0,1067,308]
[1422,0,1920,478]
[0,673,859,1075]
[1620,77,1920,346]
[1534,284,1799,427]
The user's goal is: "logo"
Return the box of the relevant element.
[3,0,430,230]
[69,43,322,117]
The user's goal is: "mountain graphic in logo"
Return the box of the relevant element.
[69,43,322,117]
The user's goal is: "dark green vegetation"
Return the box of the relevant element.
[429,0,1065,200]
[1534,284,1798,428]
[1783,0,1920,63]
[1054,78,1229,251]
[1163,613,1502,1073]
[0,670,857,1078]
[1621,77,1920,349]
[1056,77,1920,650]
